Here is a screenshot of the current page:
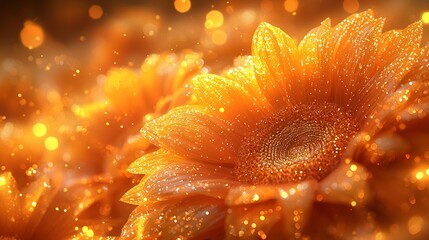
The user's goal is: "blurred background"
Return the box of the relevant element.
[1,0,429,79]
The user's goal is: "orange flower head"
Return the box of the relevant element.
[122,10,429,239]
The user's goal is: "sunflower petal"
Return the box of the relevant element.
[297,18,332,102]
[318,163,369,205]
[277,180,316,238]
[403,47,429,83]
[377,21,423,69]
[141,105,240,163]
[353,22,423,121]
[122,197,226,239]
[122,162,235,205]
[225,201,282,240]
[252,22,298,107]
[192,73,268,126]
[328,11,385,115]
[127,149,185,174]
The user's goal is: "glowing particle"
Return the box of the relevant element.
[86,229,94,237]
[408,216,424,235]
[415,171,424,180]
[44,136,59,151]
[33,123,47,137]
[284,0,298,13]
[205,10,224,29]
[280,189,289,198]
[174,0,191,13]
[259,215,265,221]
[20,21,45,49]
[252,194,260,201]
[31,201,37,207]
[422,12,429,24]
[351,201,357,207]
[219,107,225,113]
[0,176,6,186]
[350,164,357,172]
[343,0,359,13]
[212,29,227,45]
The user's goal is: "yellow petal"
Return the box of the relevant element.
[252,22,298,107]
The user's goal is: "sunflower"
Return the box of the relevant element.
[122,10,429,239]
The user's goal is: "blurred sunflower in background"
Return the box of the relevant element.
[122,10,429,239]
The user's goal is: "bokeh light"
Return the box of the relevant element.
[20,20,45,49]
[343,0,360,13]
[205,10,224,29]
[44,136,59,151]
[32,123,47,138]
[422,12,429,24]
[284,0,299,13]
[88,5,104,20]
[174,0,191,13]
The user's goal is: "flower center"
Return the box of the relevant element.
[235,103,359,184]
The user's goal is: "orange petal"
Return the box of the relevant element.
[403,46,429,84]
[277,180,316,238]
[297,18,332,102]
[252,22,298,107]
[122,162,235,205]
[353,21,423,122]
[127,149,184,174]
[192,73,267,126]
[317,163,369,206]
[122,197,226,239]
[364,81,429,134]
[141,105,240,163]
[327,11,385,116]
[377,21,423,69]
[225,201,282,239]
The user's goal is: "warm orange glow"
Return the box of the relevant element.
[174,0,191,13]
[343,0,359,14]
[88,5,104,20]
[20,20,45,49]
[284,0,299,13]
[0,176,6,187]
[33,123,47,138]
[422,12,429,24]
[211,29,227,45]
[44,136,59,151]
[205,10,224,29]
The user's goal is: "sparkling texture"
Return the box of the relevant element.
[123,10,429,239]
